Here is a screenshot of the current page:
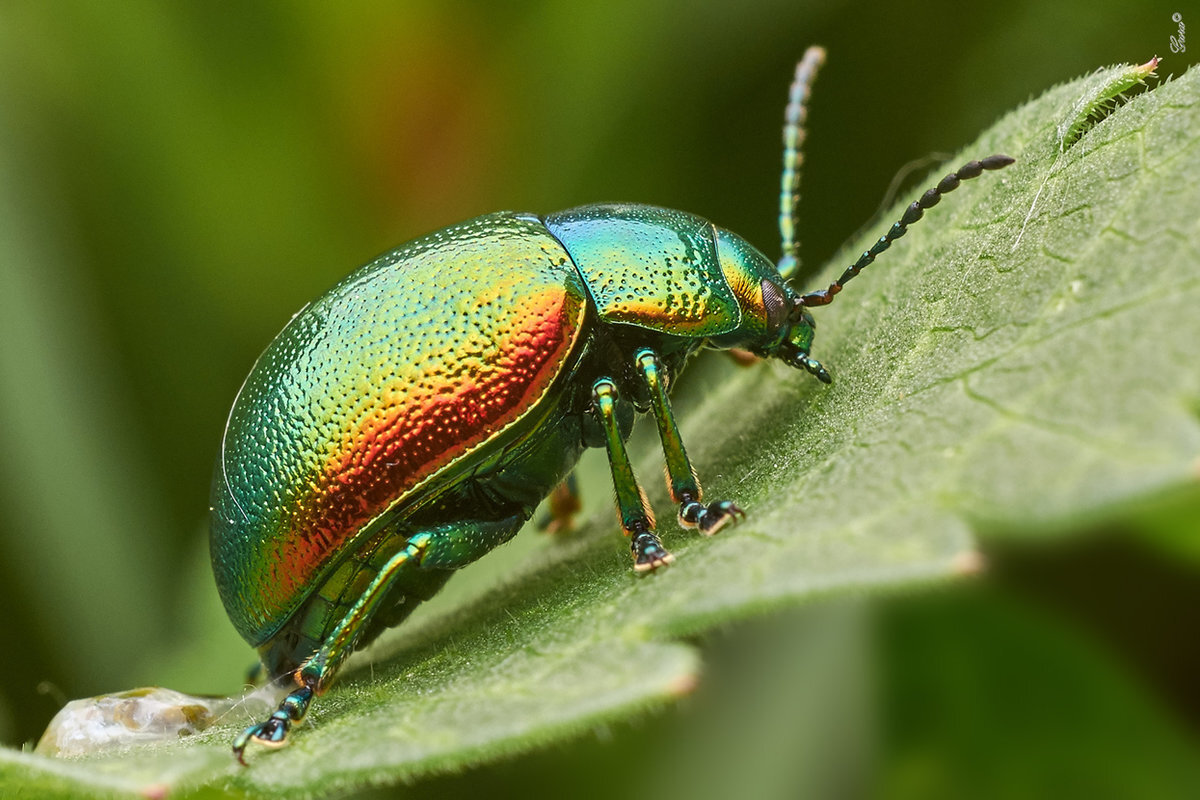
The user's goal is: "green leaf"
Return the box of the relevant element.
[3,59,1198,799]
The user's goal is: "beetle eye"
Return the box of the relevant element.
[761,279,789,330]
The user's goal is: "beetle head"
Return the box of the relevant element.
[710,227,831,383]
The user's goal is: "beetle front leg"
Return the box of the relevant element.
[591,377,672,572]
[635,349,745,535]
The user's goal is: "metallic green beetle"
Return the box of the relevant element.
[212,47,1012,762]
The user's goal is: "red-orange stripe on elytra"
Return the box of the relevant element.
[273,284,581,603]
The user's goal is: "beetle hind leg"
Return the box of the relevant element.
[233,514,527,763]
[231,534,431,764]
[635,349,745,537]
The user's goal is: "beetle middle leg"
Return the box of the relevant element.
[591,377,672,572]
[635,349,745,535]
[536,472,581,535]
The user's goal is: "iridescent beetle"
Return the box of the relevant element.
[211,47,1013,762]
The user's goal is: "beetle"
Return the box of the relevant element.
[211,46,1013,763]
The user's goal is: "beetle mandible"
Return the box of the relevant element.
[211,46,1013,762]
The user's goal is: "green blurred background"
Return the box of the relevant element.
[1,1,1197,797]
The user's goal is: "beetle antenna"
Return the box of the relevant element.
[798,154,1015,307]
[777,46,826,282]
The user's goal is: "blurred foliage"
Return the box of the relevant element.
[0,2,1197,798]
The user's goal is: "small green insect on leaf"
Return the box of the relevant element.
[1057,56,1161,149]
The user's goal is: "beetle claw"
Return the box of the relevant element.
[634,551,676,573]
[232,716,294,765]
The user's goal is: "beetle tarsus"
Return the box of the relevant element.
[232,718,287,766]
[232,722,275,766]
[632,530,674,572]
[232,683,314,765]
[680,500,745,536]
